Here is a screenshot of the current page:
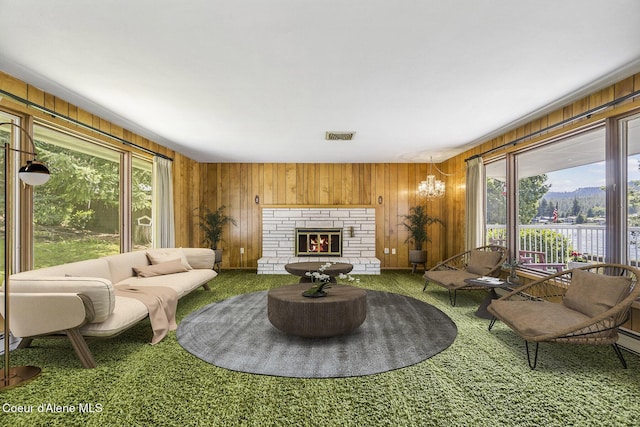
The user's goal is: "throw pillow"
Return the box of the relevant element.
[146,249,193,270]
[563,268,632,317]
[133,259,189,278]
[466,250,502,275]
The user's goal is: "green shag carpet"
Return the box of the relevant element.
[2,271,639,427]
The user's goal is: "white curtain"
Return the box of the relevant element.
[152,156,175,248]
[465,157,485,251]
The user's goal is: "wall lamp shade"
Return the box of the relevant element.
[19,160,50,186]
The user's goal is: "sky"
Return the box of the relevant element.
[545,156,640,192]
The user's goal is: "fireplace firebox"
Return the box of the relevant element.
[295,228,343,256]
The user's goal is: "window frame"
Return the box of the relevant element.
[484,112,640,269]
[16,117,154,271]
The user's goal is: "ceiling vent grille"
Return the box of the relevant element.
[325,131,355,141]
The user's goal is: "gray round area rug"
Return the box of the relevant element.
[177,289,457,378]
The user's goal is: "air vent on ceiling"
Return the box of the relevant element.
[325,131,355,141]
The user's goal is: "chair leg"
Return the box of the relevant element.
[65,329,97,369]
[422,281,428,292]
[448,289,457,306]
[17,337,32,349]
[525,341,539,370]
[612,343,628,369]
[488,317,497,331]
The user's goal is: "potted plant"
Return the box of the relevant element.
[567,251,590,269]
[401,205,442,268]
[197,205,238,267]
[503,257,523,284]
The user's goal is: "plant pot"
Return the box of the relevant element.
[409,249,427,264]
[213,249,223,272]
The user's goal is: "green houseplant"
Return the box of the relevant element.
[401,205,442,269]
[197,205,238,268]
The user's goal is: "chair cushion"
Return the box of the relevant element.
[466,250,502,275]
[563,269,632,317]
[489,300,592,340]
[424,269,481,289]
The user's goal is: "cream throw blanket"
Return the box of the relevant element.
[114,285,178,344]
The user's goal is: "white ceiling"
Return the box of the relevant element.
[1,0,640,163]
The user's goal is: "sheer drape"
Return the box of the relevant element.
[465,157,485,250]
[152,156,175,248]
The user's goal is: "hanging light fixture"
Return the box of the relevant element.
[418,158,445,200]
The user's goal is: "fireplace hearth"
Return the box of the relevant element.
[296,228,342,256]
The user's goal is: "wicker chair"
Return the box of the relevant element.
[488,264,640,369]
[422,245,508,306]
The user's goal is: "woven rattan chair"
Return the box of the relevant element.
[423,245,508,306]
[488,264,640,369]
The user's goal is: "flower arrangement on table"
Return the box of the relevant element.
[570,251,588,262]
[502,257,523,283]
[502,257,523,270]
[302,262,360,298]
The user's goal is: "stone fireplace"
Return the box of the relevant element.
[257,207,380,274]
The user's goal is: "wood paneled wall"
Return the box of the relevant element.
[200,163,445,268]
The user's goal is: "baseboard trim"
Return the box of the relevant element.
[618,329,640,356]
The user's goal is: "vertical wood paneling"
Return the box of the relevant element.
[375,164,386,264]
[200,161,449,269]
[319,163,330,204]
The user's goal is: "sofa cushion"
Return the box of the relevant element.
[146,248,193,270]
[181,248,215,270]
[12,258,113,282]
[118,269,217,298]
[8,276,115,323]
[467,250,502,275]
[80,295,149,337]
[133,259,189,278]
[104,251,151,284]
[563,268,632,317]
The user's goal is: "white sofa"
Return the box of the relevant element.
[1,248,217,368]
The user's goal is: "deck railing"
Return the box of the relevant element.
[487,224,640,269]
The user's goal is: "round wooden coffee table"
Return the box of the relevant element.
[267,283,367,338]
[284,262,353,283]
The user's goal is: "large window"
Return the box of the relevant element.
[516,128,605,269]
[485,125,614,272]
[31,123,153,267]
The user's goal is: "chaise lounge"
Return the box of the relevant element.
[1,247,217,368]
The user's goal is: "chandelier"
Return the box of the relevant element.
[418,159,445,200]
